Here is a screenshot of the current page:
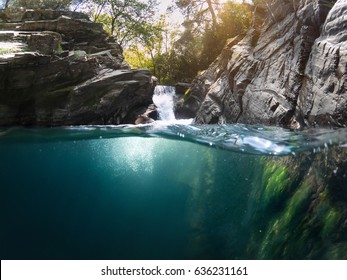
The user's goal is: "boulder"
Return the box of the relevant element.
[0,9,154,126]
[0,52,153,125]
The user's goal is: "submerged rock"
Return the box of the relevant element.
[184,0,347,128]
[0,9,154,126]
[248,147,347,259]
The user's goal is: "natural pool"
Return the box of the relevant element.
[1,124,347,259]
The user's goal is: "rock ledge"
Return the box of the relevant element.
[0,9,154,126]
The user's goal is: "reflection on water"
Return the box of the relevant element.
[0,125,347,260]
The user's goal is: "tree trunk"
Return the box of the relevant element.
[111,17,116,35]
[5,0,12,8]
[150,49,157,78]
[206,0,217,30]
[93,1,106,22]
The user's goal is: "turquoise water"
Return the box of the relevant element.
[1,124,347,259]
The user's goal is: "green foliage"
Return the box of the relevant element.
[80,0,158,48]
[175,0,218,30]
[165,0,252,82]
[200,1,252,69]
[0,48,9,54]
[124,15,173,83]
[56,42,63,54]
[0,42,27,54]
[124,1,252,84]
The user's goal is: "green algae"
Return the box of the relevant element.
[263,165,291,206]
[321,208,341,238]
[325,242,347,259]
[258,178,313,259]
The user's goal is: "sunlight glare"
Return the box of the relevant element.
[112,137,158,174]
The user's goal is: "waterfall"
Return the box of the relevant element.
[152,85,176,121]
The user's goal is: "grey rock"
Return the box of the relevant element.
[297,0,347,127]
[0,9,154,126]
[175,82,191,95]
[0,52,153,125]
[0,8,89,23]
[186,0,346,128]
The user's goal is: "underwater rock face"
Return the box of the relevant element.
[0,9,154,126]
[249,147,347,259]
[186,0,346,128]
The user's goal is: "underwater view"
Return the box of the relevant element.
[1,123,347,260]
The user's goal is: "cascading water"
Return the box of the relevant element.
[152,85,176,121]
[152,85,193,125]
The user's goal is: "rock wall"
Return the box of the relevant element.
[0,9,154,126]
[183,0,347,128]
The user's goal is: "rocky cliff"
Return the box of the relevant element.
[180,0,347,128]
[0,9,154,126]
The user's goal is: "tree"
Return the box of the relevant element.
[169,0,252,80]
[175,0,220,31]
[1,0,11,8]
[79,0,158,48]
[126,1,252,84]
[220,1,251,37]
[125,15,182,84]
[200,0,252,68]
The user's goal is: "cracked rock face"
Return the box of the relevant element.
[0,9,154,126]
[184,0,346,128]
[298,0,347,127]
